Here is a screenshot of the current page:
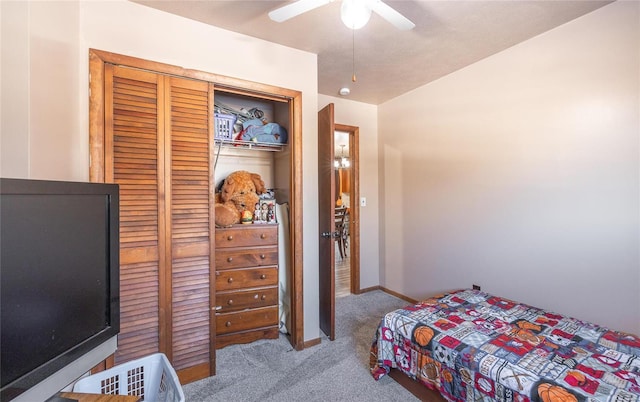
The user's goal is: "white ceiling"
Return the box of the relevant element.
[133,0,611,105]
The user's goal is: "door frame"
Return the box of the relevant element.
[88,49,305,368]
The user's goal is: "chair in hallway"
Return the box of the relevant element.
[334,206,349,259]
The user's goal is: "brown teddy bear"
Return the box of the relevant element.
[214,170,267,227]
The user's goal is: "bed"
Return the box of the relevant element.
[370,289,640,401]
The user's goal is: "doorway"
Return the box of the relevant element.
[334,126,359,297]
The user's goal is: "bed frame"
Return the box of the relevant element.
[388,368,445,402]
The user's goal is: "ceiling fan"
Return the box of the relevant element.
[268,0,416,30]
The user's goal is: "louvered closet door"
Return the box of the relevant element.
[104,66,215,379]
[106,65,165,364]
[166,76,215,376]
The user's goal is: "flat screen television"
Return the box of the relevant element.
[0,178,120,401]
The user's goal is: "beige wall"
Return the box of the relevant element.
[0,0,321,342]
[318,95,379,289]
[1,1,30,178]
[378,1,639,334]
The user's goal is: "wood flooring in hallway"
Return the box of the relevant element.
[335,242,350,298]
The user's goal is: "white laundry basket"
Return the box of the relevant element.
[73,353,184,402]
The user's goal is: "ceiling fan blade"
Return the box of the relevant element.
[370,0,415,30]
[268,0,333,22]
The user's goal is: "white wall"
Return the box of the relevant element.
[0,0,321,342]
[378,1,640,335]
[318,95,379,289]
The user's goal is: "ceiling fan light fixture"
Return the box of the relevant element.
[341,0,372,30]
[335,144,350,169]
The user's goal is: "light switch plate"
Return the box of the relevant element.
[360,197,366,207]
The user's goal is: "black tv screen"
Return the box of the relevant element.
[0,178,119,401]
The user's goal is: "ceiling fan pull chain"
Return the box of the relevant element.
[352,29,357,82]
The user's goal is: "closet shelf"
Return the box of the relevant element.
[214,139,285,152]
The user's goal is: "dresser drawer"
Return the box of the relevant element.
[216,287,278,313]
[216,327,279,349]
[215,247,278,270]
[215,225,278,248]
[216,266,278,291]
[216,306,278,335]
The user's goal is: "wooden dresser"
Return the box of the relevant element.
[214,224,279,349]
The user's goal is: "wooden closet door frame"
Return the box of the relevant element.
[89,49,305,353]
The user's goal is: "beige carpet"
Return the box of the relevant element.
[183,290,419,401]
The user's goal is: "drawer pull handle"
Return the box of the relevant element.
[225,321,231,327]
[260,274,267,280]
[227,277,233,283]
[227,235,233,241]
[227,257,233,262]
[254,294,259,299]
[260,254,266,259]
[227,299,233,305]
[260,233,267,239]
[261,294,267,300]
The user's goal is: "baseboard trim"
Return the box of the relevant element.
[303,337,321,349]
[358,285,418,304]
[379,287,418,304]
[358,285,381,294]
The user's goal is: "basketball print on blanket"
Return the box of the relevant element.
[413,325,435,347]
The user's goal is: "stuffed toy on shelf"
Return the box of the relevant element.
[214,170,267,227]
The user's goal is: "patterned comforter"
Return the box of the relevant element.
[370,289,640,401]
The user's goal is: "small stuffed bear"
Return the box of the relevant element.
[214,170,267,227]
